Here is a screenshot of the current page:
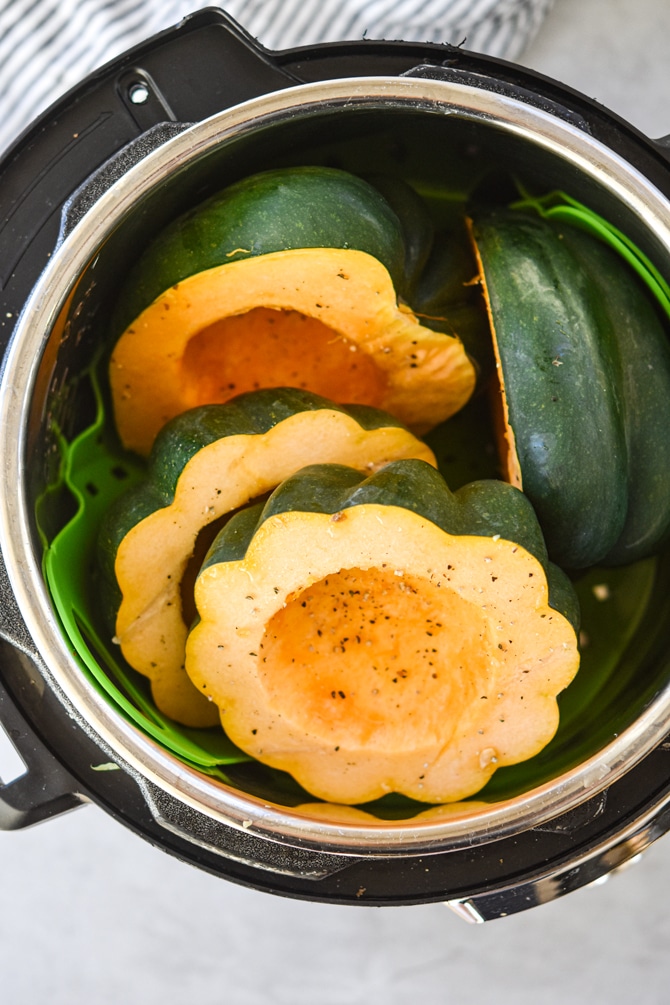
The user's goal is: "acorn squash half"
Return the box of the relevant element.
[109,167,475,456]
[185,459,580,803]
[97,389,436,727]
[469,209,670,568]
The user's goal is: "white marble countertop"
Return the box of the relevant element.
[2,2,670,1001]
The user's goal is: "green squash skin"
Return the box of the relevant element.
[363,174,435,298]
[411,226,494,385]
[114,166,407,333]
[558,228,670,565]
[471,211,629,569]
[202,459,580,633]
[96,388,418,629]
[413,225,480,309]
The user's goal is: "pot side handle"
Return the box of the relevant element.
[653,134,670,161]
[116,8,303,126]
[0,549,84,829]
[0,724,84,831]
[0,668,84,831]
[58,9,304,243]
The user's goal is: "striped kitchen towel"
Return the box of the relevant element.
[0,0,554,154]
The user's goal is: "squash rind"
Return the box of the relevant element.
[558,227,670,564]
[113,166,408,332]
[412,225,495,386]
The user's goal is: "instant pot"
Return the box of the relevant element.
[2,6,670,922]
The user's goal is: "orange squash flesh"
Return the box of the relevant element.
[261,566,488,753]
[181,308,389,407]
[186,504,580,804]
[109,248,476,456]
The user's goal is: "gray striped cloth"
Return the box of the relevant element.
[0,0,554,155]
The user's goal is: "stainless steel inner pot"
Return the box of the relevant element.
[2,68,670,912]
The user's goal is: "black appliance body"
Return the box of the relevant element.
[2,8,670,923]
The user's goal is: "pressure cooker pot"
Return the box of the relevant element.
[2,8,670,921]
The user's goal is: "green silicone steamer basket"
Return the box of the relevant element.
[41,186,670,817]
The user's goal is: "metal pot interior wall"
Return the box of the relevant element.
[11,83,670,851]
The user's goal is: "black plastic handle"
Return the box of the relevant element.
[0,547,84,828]
[0,663,83,830]
[654,134,670,162]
